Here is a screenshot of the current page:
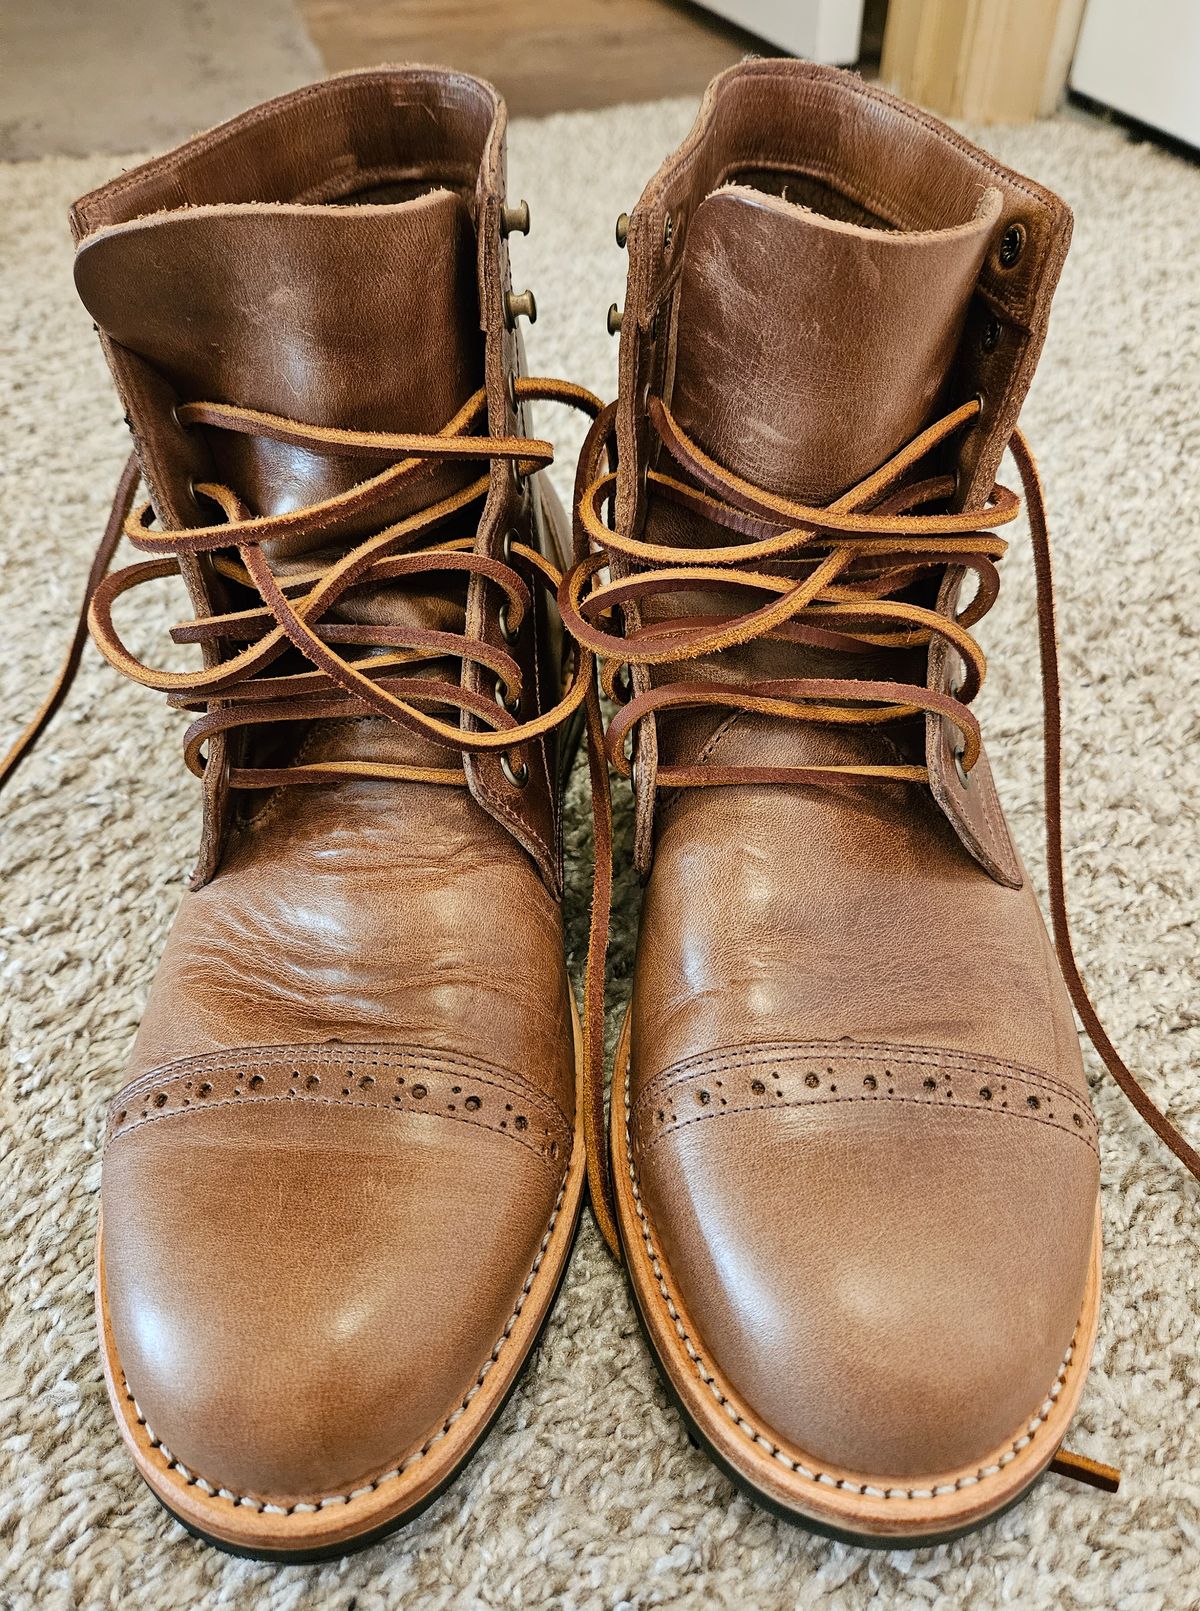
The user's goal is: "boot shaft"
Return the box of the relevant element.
[610,58,1073,882]
[71,68,564,886]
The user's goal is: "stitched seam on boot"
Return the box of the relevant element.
[106,1045,572,1167]
[624,1065,1079,1500]
[118,1172,569,1514]
[639,1090,1099,1162]
[637,1037,1095,1140]
[632,1043,1099,1161]
[639,1040,1088,1110]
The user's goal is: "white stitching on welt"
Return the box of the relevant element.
[122,1173,568,1514]
[623,1067,1076,1499]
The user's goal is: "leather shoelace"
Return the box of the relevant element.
[1,376,600,795]
[4,379,1194,1278]
[562,393,1199,1262]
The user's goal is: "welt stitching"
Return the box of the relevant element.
[121,1172,569,1514]
[638,1042,1088,1111]
[623,1063,1078,1498]
[639,1089,1099,1161]
[106,1091,564,1170]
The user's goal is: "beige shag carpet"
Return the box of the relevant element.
[2,92,1199,1611]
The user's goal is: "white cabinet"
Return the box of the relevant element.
[1071,0,1200,147]
[698,0,865,66]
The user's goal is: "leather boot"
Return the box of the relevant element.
[565,59,1197,1544]
[43,68,595,1557]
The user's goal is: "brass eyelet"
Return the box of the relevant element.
[505,288,537,328]
[501,752,529,788]
[500,199,531,238]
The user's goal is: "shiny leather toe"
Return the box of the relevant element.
[102,1053,570,1503]
[633,1046,1099,1479]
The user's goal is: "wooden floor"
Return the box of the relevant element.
[299,0,772,116]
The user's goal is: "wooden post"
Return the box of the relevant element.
[881,0,1088,124]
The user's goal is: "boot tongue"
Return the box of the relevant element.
[668,184,1001,505]
[74,187,483,535]
[75,189,485,771]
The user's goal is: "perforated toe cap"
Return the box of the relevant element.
[100,1049,570,1504]
[633,1043,1100,1481]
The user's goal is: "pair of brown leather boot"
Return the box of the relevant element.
[5,60,1195,1559]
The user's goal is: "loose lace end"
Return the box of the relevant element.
[1049,1449,1121,1494]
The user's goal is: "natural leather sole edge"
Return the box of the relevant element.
[95,1000,587,1560]
[611,1004,1104,1546]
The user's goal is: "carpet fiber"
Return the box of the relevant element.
[1,93,1198,1611]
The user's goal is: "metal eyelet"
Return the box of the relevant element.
[981,313,1002,353]
[501,752,529,788]
[953,745,971,789]
[998,223,1025,269]
[501,528,517,565]
[495,676,520,715]
[507,367,519,413]
[500,199,531,238]
[498,600,517,644]
[662,212,674,250]
[505,288,537,328]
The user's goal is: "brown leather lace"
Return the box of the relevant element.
[563,394,1200,1259]
[1,376,600,796]
[4,379,1195,1279]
